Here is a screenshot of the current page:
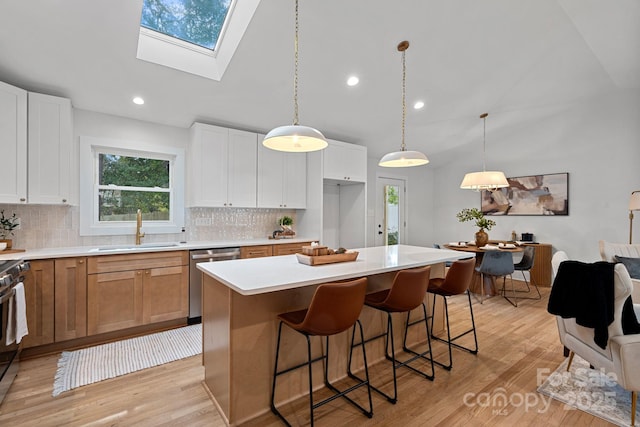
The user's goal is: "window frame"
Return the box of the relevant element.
[80,136,185,236]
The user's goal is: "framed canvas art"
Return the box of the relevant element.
[481,172,569,216]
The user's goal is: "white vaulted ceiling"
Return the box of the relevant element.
[0,0,638,165]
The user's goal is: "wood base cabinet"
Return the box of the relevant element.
[87,269,144,335]
[143,265,189,324]
[54,257,87,341]
[87,251,188,335]
[22,260,54,348]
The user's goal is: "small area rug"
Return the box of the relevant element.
[537,355,637,426]
[52,323,201,397]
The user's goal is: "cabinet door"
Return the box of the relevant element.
[142,265,188,324]
[188,123,229,207]
[54,257,87,342]
[87,270,143,335]
[257,141,285,208]
[283,153,307,209]
[0,81,27,204]
[28,92,73,204]
[227,129,257,208]
[323,140,367,182]
[22,260,55,348]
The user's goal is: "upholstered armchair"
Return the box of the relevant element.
[550,252,640,425]
[599,240,640,302]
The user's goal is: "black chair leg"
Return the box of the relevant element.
[503,271,541,305]
[401,303,435,380]
[428,291,478,369]
[350,306,435,405]
[273,321,374,426]
[349,313,398,403]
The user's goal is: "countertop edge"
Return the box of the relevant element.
[0,237,319,260]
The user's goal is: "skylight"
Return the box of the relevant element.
[136,0,261,81]
[140,0,232,51]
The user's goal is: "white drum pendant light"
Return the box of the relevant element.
[263,0,327,153]
[379,41,429,167]
[460,113,509,191]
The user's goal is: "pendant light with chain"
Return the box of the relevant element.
[263,0,327,153]
[379,41,429,167]
[459,113,509,191]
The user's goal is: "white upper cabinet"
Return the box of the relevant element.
[188,123,257,208]
[227,129,258,207]
[257,135,307,209]
[28,92,74,204]
[0,81,28,204]
[323,139,367,182]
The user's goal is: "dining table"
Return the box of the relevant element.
[443,243,523,298]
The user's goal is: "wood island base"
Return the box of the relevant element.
[202,265,446,425]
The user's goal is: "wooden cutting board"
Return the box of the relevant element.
[1,249,26,255]
[296,251,359,266]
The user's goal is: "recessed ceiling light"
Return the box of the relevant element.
[133,96,145,105]
[347,76,359,86]
[413,100,425,110]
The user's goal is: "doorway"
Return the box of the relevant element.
[375,176,406,246]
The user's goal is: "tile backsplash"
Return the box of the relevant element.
[0,204,296,249]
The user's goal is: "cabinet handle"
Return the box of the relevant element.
[145,270,150,275]
[229,203,232,206]
[137,271,142,275]
[78,259,84,264]
[62,198,67,203]
[20,198,26,202]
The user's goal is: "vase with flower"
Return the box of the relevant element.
[0,210,19,250]
[456,208,496,247]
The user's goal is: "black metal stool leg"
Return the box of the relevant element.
[401,303,435,379]
[428,290,478,369]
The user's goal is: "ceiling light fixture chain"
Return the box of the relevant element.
[293,0,299,126]
[377,41,429,167]
[481,112,488,171]
[459,112,509,191]
[400,43,407,152]
[262,0,327,153]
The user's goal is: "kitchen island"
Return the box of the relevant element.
[198,244,472,425]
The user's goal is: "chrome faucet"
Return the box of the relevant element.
[135,209,145,245]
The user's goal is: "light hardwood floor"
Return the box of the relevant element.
[0,287,613,426]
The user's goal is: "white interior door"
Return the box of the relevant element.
[375,177,406,246]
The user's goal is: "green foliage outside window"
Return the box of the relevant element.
[141,0,231,50]
[98,154,171,222]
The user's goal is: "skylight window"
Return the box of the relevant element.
[136,0,260,81]
[140,0,232,51]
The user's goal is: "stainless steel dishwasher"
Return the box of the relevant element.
[189,247,240,323]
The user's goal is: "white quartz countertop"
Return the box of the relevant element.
[0,237,317,261]
[197,244,474,296]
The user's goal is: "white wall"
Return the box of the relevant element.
[430,90,640,262]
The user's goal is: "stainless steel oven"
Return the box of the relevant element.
[188,248,240,323]
[0,259,30,404]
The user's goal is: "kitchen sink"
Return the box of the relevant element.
[90,242,182,252]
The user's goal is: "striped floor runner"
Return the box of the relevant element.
[52,323,201,396]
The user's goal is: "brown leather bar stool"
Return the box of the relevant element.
[424,257,477,370]
[348,266,433,404]
[270,277,373,426]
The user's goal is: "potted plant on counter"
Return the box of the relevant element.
[276,216,295,238]
[456,207,495,247]
[0,210,19,250]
